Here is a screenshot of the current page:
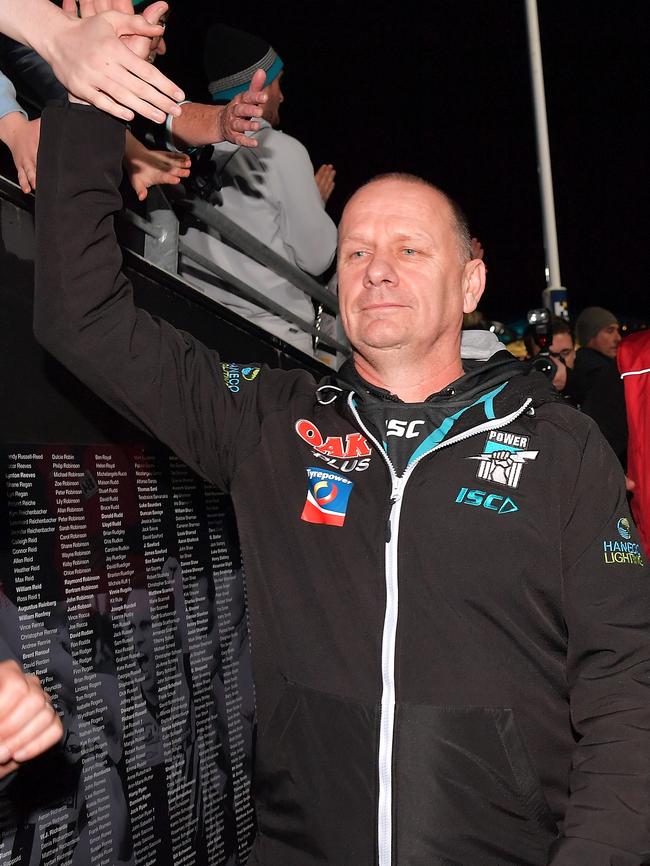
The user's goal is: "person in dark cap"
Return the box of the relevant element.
[569,306,627,466]
[169,24,337,355]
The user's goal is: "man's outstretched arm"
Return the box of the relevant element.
[34,101,260,489]
[168,68,269,151]
[0,0,183,123]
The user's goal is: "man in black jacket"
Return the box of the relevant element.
[31,29,650,866]
[570,306,628,466]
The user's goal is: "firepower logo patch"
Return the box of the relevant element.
[301,468,354,527]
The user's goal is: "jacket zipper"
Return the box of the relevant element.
[347,392,533,866]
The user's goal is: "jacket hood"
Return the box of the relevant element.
[327,331,557,413]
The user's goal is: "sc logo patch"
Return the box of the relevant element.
[301,467,354,527]
[455,487,519,515]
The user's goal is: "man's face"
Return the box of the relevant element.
[530,331,575,367]
[262,73,284,127]
[587,323,621,359]
[338,179,483,358]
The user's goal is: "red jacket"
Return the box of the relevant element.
[618,331,650,554]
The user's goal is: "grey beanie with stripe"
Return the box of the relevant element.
[203,24,284,103]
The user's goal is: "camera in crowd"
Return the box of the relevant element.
[526,308,556,378]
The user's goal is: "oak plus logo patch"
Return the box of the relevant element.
[467,430,538,489]
[301,468,354,527]
[295,419,371,473]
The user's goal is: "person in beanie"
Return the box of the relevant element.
[569,306,628,466]
[170,23,337,356]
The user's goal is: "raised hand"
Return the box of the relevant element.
[0,660,63,779]
[124,130,191,200]
[36,1,183,122]
[62,0,135,13]
[217,67,268,148]
[314,163,336,205]
[0,114,40,193]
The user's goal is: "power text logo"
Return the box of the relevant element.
[467,430,538,489]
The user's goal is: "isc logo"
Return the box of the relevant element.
[386,419,424,438]
[455,487,519,515]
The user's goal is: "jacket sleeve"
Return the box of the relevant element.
[550,422,650,864]
[33,103,261,490]
[263,131,337,276]
[0,70,25,120]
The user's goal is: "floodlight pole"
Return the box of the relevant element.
[525,0,563,295]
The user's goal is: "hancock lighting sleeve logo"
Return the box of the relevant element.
[301,467,354,527]
[617,517,632,539]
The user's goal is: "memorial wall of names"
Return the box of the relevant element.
[0,445,255,866]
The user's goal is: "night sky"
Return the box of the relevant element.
[159,1,648,326]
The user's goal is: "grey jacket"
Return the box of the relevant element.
[181,120,337,355]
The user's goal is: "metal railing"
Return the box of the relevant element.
[120,184,349,358]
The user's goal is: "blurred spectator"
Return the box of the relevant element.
[570,306,627,466]
[524,315,576,393]
[618,329,650,553]
[173,24,337,356]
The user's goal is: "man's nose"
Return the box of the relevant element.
[363,255,397,288]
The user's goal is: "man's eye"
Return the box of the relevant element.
[402,248,417,256]
[351,250,366,259]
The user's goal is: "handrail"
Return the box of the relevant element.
[178,245,349,356]
[0,155,348,358]
[169,190,339,316]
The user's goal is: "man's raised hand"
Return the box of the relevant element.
[315,164,336,205]
[217,68,268,148]
[62,0,135,14]
[0,660,63,780]
[124,130,191,200]
[0,115,40,194]
[45,2,182,122]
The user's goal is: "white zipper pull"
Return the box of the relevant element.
[385,483,402,544]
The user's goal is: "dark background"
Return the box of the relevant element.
[157,0,648,326]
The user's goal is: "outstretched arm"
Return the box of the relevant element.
[169,68,268,150]
[0,660,63,780]
[0,0,183,123]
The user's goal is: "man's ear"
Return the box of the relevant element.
[461,258,486,314]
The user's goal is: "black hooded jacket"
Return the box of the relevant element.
[33,104,650,866]
[568,347,628,466]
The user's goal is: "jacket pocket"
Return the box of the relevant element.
[254,680,378,865]
[394,704,557,866]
